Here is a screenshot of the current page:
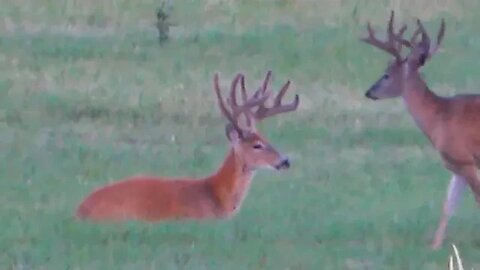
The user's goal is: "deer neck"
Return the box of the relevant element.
[401,73,444,136]
[208,148,255,216]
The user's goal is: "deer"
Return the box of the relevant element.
[360,10,480,250]
[75,70,300,223]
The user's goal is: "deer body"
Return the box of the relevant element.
[76,71,299,223]
[76,148,254,221]
[361,11,480,249]
[401,72,480,250]
[402,76,480,155]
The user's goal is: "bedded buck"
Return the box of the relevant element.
[361,11,480,249]
[76,71,299,222]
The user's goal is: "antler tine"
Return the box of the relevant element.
[266,82,299,118]
[226,73,268,115]
[408,17,446,59]
[254,77,299,121]
[245,70,272,102]
[395,24,409,49]
[273,80,291,106]
[235,74,272,128]
[260,70,272,95]
[416,19,431,49]
[238,76,270,109]
[239,75,248,103]
[237,75,254,127]
[215,71,297,130]
[235,71,273,115]
[397,24,407,37]
[431,18,446,55]
[224,72,271,130]
[228,73,243,110]
[437,19,446,46]
[214,73,243,134]
[387,10,395,39]
[388,11,409,44]
[361,10,405,62]
[410,27,422,45]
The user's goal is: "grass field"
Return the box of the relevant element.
[2,0,480,269]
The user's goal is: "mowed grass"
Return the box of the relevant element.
[2,0,480,269]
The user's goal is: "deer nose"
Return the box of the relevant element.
[275,158,290,170]
[365,91,378,100]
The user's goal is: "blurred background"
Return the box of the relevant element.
[1,0,480,269]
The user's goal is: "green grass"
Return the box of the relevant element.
[2,0,480,269]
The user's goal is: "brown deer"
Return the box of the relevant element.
[361,11,480,249]
[76,71,299,222]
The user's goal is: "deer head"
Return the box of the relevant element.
[214,71,300,171]
[361,11,445,100]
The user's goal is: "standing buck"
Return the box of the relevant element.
[76,71,299,222]
[361,11,480,249]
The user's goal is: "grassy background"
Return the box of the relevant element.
[2,0,480,269]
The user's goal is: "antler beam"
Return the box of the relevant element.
[361,10,408,63]
[252,71,299,120]
[214,71,300,133]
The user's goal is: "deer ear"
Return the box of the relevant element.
[225,124,242,144]
[408,50,428,70]
[418,52,427,66]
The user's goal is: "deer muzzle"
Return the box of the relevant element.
[275,158,290,170]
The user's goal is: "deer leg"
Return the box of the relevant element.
[455,165,480,201]
[431,174,466,250]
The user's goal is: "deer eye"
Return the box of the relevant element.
[252,143,263,149]
[383,74,390,80]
